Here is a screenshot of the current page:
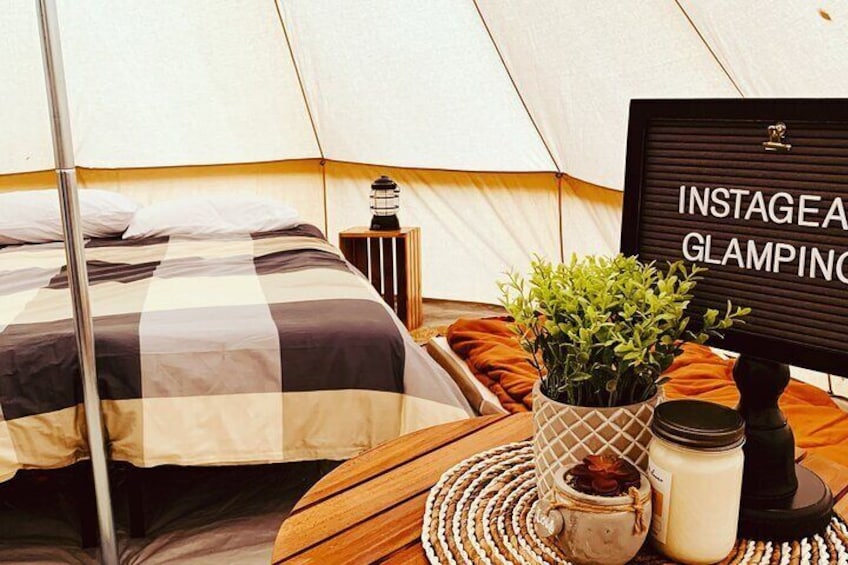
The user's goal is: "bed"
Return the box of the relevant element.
[0,224,473,482]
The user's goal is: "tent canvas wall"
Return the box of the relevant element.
[2,0,847,303]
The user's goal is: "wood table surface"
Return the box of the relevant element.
[272,413,848,564]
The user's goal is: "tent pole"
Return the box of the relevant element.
[35,1,119,563]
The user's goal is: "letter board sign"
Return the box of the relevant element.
[621,99,848,377]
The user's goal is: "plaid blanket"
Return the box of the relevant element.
[0,225,471,481]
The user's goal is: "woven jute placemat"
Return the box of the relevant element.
[422,441,848,564]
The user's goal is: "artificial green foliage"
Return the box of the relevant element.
[499,255,750,408]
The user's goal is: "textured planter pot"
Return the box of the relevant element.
[535,464,652,565]
[532,380,659,501]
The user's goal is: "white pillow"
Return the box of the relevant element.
[0,189,140,245]
[123,196,300,239]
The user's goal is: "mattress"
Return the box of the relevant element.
[0,225,472,481]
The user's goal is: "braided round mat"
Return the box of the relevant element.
[422,441,848,564]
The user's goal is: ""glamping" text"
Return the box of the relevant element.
[679,185,848,285]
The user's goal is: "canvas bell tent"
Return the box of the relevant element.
[2,0,846,304]
[2,1,848,563]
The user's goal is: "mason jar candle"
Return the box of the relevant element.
[647,400,745,564]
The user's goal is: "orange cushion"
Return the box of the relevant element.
[446,317,536,413]
[447,318,848,468]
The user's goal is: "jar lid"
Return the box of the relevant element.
[651,399,745,451]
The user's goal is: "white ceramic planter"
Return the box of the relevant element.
[535,464,652,565]
[532,380,659,501]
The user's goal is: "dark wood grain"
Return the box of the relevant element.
[340,227,418,238]
[382,238,395,309]
[379,542,429,565]
[395,237,409,327]
[407,228,423,329]
[380,543,429,565]
[369,237,381,293]
[282,493,429,564]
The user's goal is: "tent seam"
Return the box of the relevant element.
[557,173,564,263]
[272,0,329,235]
[470,0,561,173]
[321,159,328,237]
[272,0,325,159]
[673,0,745,97]
[61,159,556,176]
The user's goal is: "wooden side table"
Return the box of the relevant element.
[272,414,848,564]
[339,227,423,330]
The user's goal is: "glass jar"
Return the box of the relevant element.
[648,399,745,564]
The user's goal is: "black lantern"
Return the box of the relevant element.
[369,175,400,231]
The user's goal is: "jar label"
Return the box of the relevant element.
[648,458,672,544]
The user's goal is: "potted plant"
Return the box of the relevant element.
[499,255,748,499]
[535,454,652,565]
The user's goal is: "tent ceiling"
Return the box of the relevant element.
[477,0,740,189]
[0,2,53,174]
[679,0,848,97]
[59,0,320,168]
[278,0,555,172]
[1,1,847,187]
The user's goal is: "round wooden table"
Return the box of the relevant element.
[272,413,848,564]
[272,413,532,564]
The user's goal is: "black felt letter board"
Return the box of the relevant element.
[621,99,848,377]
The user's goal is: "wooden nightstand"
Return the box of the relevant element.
[339,227,423,330]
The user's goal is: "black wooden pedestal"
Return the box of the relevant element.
[734,355,834,540]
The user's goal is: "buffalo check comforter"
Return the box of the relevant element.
[0,224,472,481]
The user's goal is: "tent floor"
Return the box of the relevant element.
[420,298,505,327]
[0,461,320,564]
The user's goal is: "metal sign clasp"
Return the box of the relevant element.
[763,122,792,152]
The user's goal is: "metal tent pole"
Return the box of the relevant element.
[35,1,119,563]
